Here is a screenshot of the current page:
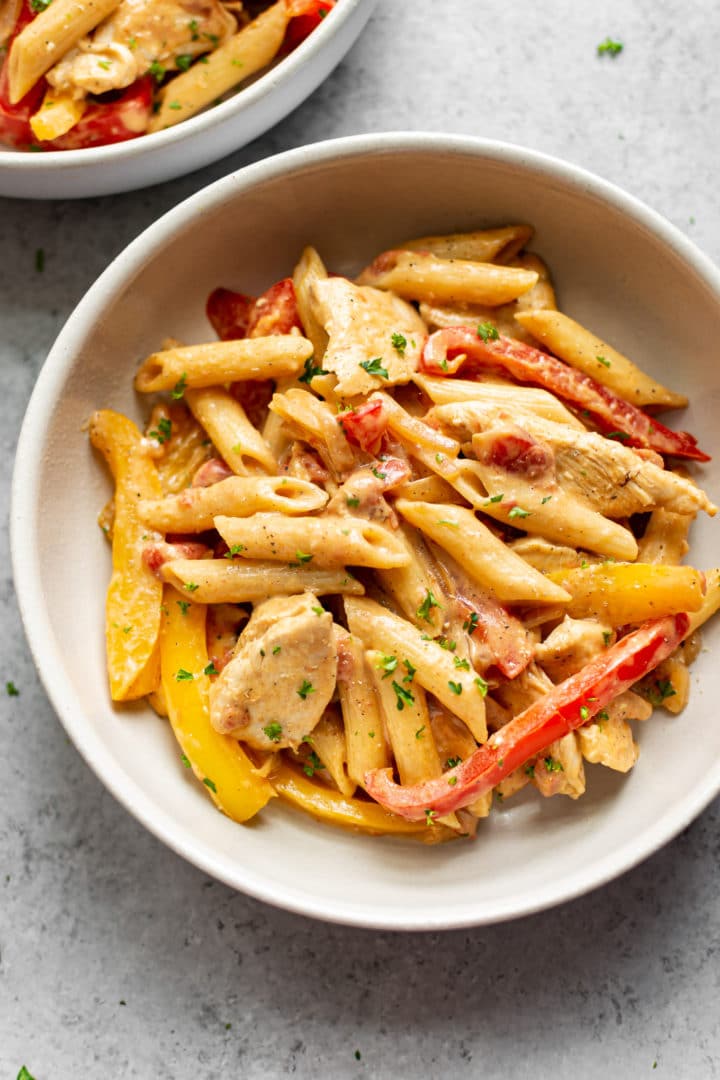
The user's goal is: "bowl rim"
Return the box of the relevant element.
[11,131,720,930]
[0,0,370,172]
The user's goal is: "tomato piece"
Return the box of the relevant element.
[248,278,302,337]
[338,400,389,455]
[365,613,689,819]
[422,328,710,462]
[283,0,336,53]
[207,287,255,341]
[0,1,44,149]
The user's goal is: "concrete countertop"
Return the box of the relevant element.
[1,1,719,1076]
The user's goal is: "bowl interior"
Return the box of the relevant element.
[14,139,720,927]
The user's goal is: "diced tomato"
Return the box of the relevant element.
[283,0,336,53]
[338,400,389,455]
[142,539,211,575]
[365,613,689,819]
[422,328,710,462]
[207,288,255,341]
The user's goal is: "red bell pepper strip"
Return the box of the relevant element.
[283,0,336,54]
[422,327,710,462]
[207,287,255,341]
[207,278,302,341]
[0,1,44,149]
[47,76,154,150]
[365,612,689,820]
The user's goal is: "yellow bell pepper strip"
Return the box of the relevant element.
[271,761,434,837]
[546,563,704,624]
[160,586,274,822]
[420,327,710,461]
[89,409,163,701]
[365,613,689,821]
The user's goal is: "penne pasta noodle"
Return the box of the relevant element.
[138,476,327,533]
[344,597,488,742]
[214,513,411,569]
[515,309,688,409]
[374,522,448,631]
[308,708,355,798]
[185,386,277,475]
[269,388,356,479]
[161,559,364,603]
[399,225,533,264]
[135,335,313,393]
[414,373,585,429]
[336,633,391,789]
[8,0,121,103]
[292,246,330,362]
[395,500,572,606]
[357,249,539,307]
[637,507,694,565]
[148,1,289,132]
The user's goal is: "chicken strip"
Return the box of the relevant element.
[209,592,338,750]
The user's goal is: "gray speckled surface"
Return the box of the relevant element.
[2,1,720,1077]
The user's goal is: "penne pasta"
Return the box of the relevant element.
[414,373,585,429]
[135,336,313,393]
[336,632,391,790]
[214,513,411,569]
[357,249,539,307]
[399,225,533,264]
[139,476,327,533]
[161,559,364,603]
[292,246,330,362]
[185,386,277,475]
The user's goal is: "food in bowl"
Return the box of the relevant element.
[0,0,334,150]
[89,223,720,841]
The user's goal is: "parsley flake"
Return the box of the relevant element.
[524,763,535,778]
[295,550,313,564]
[149,416,172,444]
[224,543,244,558]
[184,582,199,592]
[175,54,193,71]
[544,756,564,773]
[445,757,462,769]
[203,662,219,676]
[346,496,360,508]
[203,777,217,793]
[35,247,45,272]
[403,659,416,683]
[474,676,489,697]
[297,679,315,700]
[477,321,499,343]
[359,356,389,378]
[580,705,589,721]
[508,506,531,519]
[6,681,19,697]
[312,605,324,616]
[484,493,504,505]
[30,0,52,10]
[272,645,281,655]
[376,655,398,678]
[448,681,462,695]
[447,776,458,786]
[415,725,426,740]
[463,612,480,634]
[596,355,611,368]
[391,332,407,356]
[391,680,415,711]
[16,1068,37,1080]
[263,722,283,742]
[606,430,631,442]
[176,600,190,617]
[597,37,623,57]
[171,372,188,399]
[303,750,325,778]
[425,809,437,824]
[299,357,329,383]
[416,589,441,622]
[645,679,677,706]
[181,753,191,769]
[453,656,470,671]
[175,669,194,681]
[371,467,386,480]
[149,60,166,82]
[541,495,553,505]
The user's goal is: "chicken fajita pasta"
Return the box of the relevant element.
[90,225,720,840]
[0,0,334,150]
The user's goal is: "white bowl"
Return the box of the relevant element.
[12,133,720,929]
[0,0,376,199]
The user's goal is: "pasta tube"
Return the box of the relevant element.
[135,336,313,392]
[357,249,539,306]
[414,373,585,430]
[399,225,533,264]
[185,387,277,475]
[160,588,274,822]
[515,309,687,409]
[161,559,364,603]
[214,513,411,569]
[139,476,327,533]
[8,0,121,103]
[336,633,391,790]
[89,409,162,701]
[395,500,572,606]
[148,1,289,132]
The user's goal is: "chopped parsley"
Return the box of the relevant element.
[376,654,398,678]
[447,776,458,786]
[177,600,191,617]
[544,756,564,773]
[463,612,480,634]
[175,669,194,681]
[448,681,462,695]
[30,0,52,10]
[184,582,199,592]
[484,493,504,505]
[224,543,244,558]
[477,321,499,343]
[299,357,329,383]
[149,416,172,444]
[391,680,415,711]
[474,676,489,697]
[263,722,283,742]
[596,709,610,723]
[603,631,613,646]
[171,372,188,399]
[149,60,166,82]
[416,589,441,622]
[175,54,193,71]
[35,247,45,272]
[606,430,631,442]
[597,37,623,57]
[453,656,470,671]
[188,18,200,39]
[181,754,191,769]
[415,725,426,740]
[98,59,111,70]
[424,809,437,825]
[203,777,217,793]
[579,705,589,721]
[6,681,19,697]
[297,679,315,700]
[346,496,360,508]
[437,518,459,528]
[303,750,325,778]
[391,332,407,356]
[437,636,456,651]
[403,659,416,683]
[596,355,611,367]
[360,356,389,378]
[645,679,677,706]
[272,645,281,655]
[168,101,182,111]
[371,467,386,480]
[508,506,531,519]
[16,1069,37,1080]
[295,550,313,564]
[446,757,462,769]
[541,495,553,505]
[524,763,535,778]
[203,662,219,676]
